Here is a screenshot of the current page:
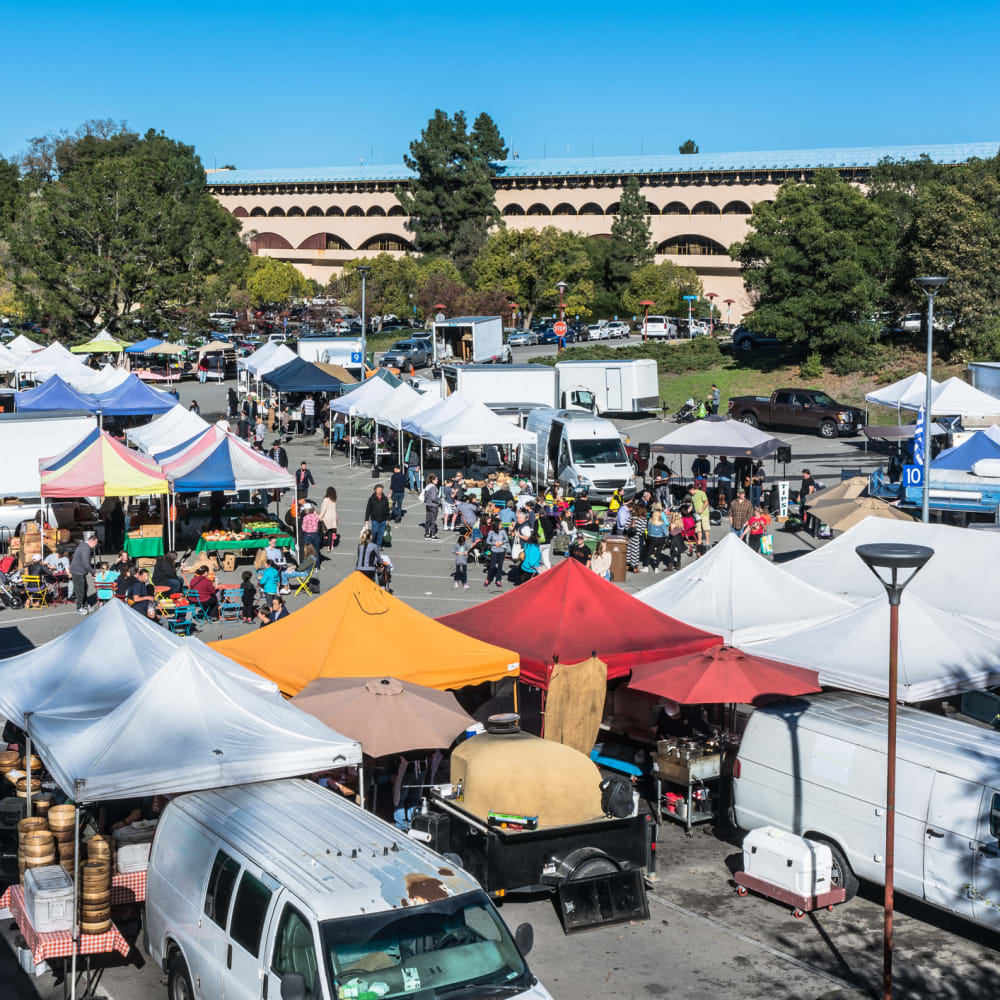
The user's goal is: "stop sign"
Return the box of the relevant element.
[553,320,567,336]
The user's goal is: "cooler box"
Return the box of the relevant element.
[742,827,832,896]
[24,864,74,933]
[114,819,157,872]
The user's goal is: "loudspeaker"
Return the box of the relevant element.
[776,446,792,464]
[637,442,651,461]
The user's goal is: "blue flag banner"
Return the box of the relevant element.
[913,406,926,467]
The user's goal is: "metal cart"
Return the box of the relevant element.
[652,741,722,835]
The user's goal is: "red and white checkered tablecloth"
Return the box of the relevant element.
[1,869,146,910]
[1,886,130,964]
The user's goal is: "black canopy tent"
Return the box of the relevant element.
[260,357,348,394]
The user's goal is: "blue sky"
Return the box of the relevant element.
[4,1,999,169]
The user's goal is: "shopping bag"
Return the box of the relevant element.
[383,522,393,548]
[759,533,773,555]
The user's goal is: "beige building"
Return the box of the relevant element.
[206,142,997,322]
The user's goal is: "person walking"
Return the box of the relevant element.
[484,518,508,589]
[742,505,771,554]
[295,461,315,501]
[254,417,266,446]
[70,534,98,614]
[302,394,316,435]
[422,474,441,538]
[407,451,421,492]
[710,384,720,416]
[318,486,338,549]
[441,478,456,531]
[626,503,647,573]
[364,484,390,548]
[729,488,753,539]
[389,465,407,523]
[688,482,711,550]
[355,528,381,582]
[227,387,238,418]
[301,502,323,559]
[236,414,250,441]
[645,505,668,571]
[453,536,470,590]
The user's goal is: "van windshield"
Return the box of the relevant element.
[570,438,628,464]
[321,890,531,999]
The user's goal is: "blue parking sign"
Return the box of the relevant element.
[350,352,362,364]
[903,464,923,487]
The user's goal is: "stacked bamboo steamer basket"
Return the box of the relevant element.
[17,816,50,885]
[0,749,19,781]
[48,804,78,875]
[87,834,114,870]
[79,860,112,934]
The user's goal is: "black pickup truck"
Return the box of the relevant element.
[728,388,865,438]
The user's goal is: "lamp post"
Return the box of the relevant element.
[706,292,718,335]
[556,281,568,352]
[640,299,655,342]
[855,542,935,1000]
[357,264,371,346]
[682,294,698,337]
[723,298,735,328]
[510,302,519,332]
[915,276,947,523]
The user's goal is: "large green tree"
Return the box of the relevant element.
[245,256,308,306]
[622,260,702,316]
[0,157,20,234]
[339,254,420,332]
[396,110,503,272]
[473,227,594,327]
[608,176,654,287]
[730,169,896,356]
[678,139,699,155]
[5,125,247,337]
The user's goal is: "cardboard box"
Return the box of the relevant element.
[222,552,237,573]
[56,529,70,543]
[24,522,39,534]
[127,530,143,539]
[139,525,163,538]
[136,557,157,570]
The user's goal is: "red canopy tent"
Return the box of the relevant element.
[438,558,720,687]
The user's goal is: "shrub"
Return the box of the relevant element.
[799,352,824,378]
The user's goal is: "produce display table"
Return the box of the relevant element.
[194,534,293,553]
[123,536,164,558]
[1,884,130,995]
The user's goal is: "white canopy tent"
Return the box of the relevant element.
[126,403,210,454]
[27,647,361,801]
[4,334,43,361]
[68,364,132,395]
[745,593,1000,703]
[0,598,279,729]
[635,533,853,645]
[650,416,788,459]
[927,377,1000,418]
[783,518,1000,629]
[368,383,440,465]
[14,341,93,384]
[865,372,938,412]
[0,412,97,496]
[329,378,399,464]
[401,390,474,436]
[0,343,19,373]
[421,398,536,449]
[241,341,297,377]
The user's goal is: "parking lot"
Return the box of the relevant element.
[1,378,991,1000]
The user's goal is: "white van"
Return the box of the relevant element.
[642,316,677,339]
[519,409,636,500]
[145,780,550,1000]
[733,692,1000,931]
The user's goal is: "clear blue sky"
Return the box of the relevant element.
[4,1,999,169]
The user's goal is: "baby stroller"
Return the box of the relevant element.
[674,399,704,423]
[0,558,24,609]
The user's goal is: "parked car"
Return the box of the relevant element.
[605,321,631,339]
[728,388,865,438]
[731,326,781,351]
[380,338,431,369]
[538,327,576,345]
[642,315,677,339]
[507,329,539,347]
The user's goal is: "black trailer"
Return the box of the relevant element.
[414,791,651,933]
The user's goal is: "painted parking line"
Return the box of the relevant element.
[0,609,83,626]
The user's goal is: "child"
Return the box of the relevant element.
[94,563,119,605]
[241,570,257,622]
[453,537,469,590]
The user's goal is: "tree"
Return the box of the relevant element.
[608,176,654,287]
[678,139,699,155]
[470,113,508,161]
[622,261,702,316]
[339,254,419,331]
[0,158,20,234]
[396,110,502,272]
[730,169,896,357]
[5,125,248,337]
[245,257,308,306]
[473,227,594,327]
[414,255,466,322]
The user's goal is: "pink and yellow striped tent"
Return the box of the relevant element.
[40,427,169,498]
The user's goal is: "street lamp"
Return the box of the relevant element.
[640,299,655,342]
[855,542,934,1000]
[357,265,371,342]
[510,302,519,331]
[915,276,947,524]
[555,281,568,352]
[705,292,718,335]
[682,294,698,337]
[723,298,735,327]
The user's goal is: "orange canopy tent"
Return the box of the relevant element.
[210,572,519,696]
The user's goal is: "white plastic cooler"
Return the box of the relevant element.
[24,864,75,933]
[741,827,832,896]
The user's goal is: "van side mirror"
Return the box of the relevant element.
[280,972,307,1000]
[514,922,533,956]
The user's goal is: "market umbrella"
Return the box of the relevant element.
[628,645,821,705]
[291,676,473,758]
[805,476,868,509]
[806,496,914,533]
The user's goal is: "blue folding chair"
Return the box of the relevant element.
[217,586,242,623]
[184,588,211,624]
[166,604,195,635]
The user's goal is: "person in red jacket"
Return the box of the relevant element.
[189,566,219,619]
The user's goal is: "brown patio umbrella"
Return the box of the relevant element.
[805,476,869,509]
[291,676,474,758]
[805,496,914,533]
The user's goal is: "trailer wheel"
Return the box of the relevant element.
[736,885,748,897]
[793,908,805,920]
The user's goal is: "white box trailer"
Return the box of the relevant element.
[441,364,556,407]
[733,691,1000,931]
[433,316,511,365]
[296,335,367,377]
[555,359,659,414]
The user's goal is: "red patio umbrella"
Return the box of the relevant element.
[628,645,821,705]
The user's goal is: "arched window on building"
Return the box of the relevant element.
[552,203,576,216]
[604,202,620,215]
[657,234,729,256]
[249,207,267,217]
[366,205,387,217]
[297,234,351,250]
[232,207,249,218]
[358,234,415,252]
[589,233,613,241]
[267,206,286,217]
[526,203,551,216]
[387,205,406,216]
[644,201,660,216]
[306,206,324,217]
[578,203,603,215]
[249,232,293,252]
[502,204,525,216]
[691,201,720,216]
[722,200,752,215]
[286,206,304,217]
[346,206,365,217]
[326,206,344,217]
[663,201,688,215]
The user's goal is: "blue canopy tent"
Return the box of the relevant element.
[89,375,176,416]
[261,357,348,394]
[15,375,97,413]
[124,338,166,355]
[931,430,1000,471]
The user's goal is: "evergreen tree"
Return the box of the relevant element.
[678,139,699,154]
[471,113,508,161]
[397,110,503,272]
[608,176,654,287]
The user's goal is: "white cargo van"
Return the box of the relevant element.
[555,360,659,415]
[733,692,1000,931]
[519,409,636,500]
[146,780,550,1000]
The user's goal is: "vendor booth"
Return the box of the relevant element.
[69,333,126,355]
[39,428,168,499]
[14,342,93,386]
[211,571,520,696]
[126,404,209,454]
[650,416,788,459]
[15,376,98,413]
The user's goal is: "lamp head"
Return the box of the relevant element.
[915,275,947,295]
[356,265,371,278]
[855,543,934,605]
[555,281,568,296]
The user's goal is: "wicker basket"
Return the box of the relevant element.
[81,918,112,935]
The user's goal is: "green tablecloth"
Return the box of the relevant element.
[194,534,294,553]
[124,536,165,558]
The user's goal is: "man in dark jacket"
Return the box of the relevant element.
[423,475,440,538]
[389,465,407,523]
[70,534,98,614]
[365,484,391,547]
[295,462,315,500]
[269,440,289,469]
[236,415,250,440]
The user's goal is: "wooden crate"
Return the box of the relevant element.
[222,552,237,573]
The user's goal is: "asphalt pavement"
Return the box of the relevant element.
[2,374,992,1000]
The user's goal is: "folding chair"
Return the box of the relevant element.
[166,604,195,635]
[22,574,49,609]
[291,564,315,597]
[184,588,211,624]
[217,586,242,623]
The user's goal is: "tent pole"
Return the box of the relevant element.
[24,723,32,818]
[358,762,365,810]
[374,420,379,469]
[70,806,80,1000]
[420,438,424,490]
